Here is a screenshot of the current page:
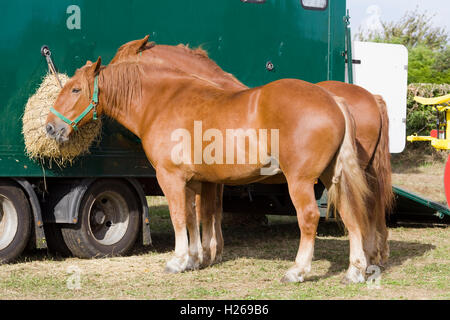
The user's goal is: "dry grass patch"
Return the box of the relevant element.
[391,146,449,204]
[0,203,448,300]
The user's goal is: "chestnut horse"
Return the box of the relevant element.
[46,50,372,283]
[110,36,392,267]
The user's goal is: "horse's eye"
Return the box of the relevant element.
[72,88,81,93]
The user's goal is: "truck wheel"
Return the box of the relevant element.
[0,181,31,264]
[61,179,140,258]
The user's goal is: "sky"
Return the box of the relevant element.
[347,0,450,39]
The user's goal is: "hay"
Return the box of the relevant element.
[22,73,102,166]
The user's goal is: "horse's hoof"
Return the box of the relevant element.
[165,258,185,274]
[340,275,365,284]
[214,254,223,264]
[281,273,304,284]
[200,254,212,269]
[185,255,201,271]
[340,275,352,285]
[165,265,181,274]
[342,267,366,284]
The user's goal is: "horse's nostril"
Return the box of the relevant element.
[46,124,54,135]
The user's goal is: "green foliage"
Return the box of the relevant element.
[407,83,450,136]
[408,46,450,84]
[433,46,450,82]
[408,45,436,84]
[355,8,449,84]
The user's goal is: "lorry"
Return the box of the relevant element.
[1,0,447,263]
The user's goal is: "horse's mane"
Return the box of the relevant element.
[175,43,210,59]
[171,44,243,85]
[110,36,245,89]
[85,62,142,118]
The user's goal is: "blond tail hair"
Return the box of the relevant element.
[327,96,370,237]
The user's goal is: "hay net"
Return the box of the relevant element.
[22,73,102,166]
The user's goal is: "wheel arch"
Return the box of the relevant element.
[124,178,152,246]
[10,178,47,249]
[44,178,151,246]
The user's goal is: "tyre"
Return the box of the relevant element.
[0,181,32,264]
[61,179,140,258]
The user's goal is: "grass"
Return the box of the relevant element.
[0,148,448,300]
[391,145,449,204]
[0,205,448,300]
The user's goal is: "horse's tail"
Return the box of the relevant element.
[327,96,370,238]
[372,95,394,215]
[369,94,393,264]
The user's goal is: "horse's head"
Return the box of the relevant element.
[45,57,102,143]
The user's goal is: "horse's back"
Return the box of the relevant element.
[258,78,346,131]
[253,79,346,172]
[317,81,381,167]
[317,81,380,117]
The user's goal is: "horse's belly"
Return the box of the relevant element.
[191,163,281,185]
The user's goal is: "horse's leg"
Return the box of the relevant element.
[156,170,193,273]
[194,182,224,268]
[364,166,390,267]
[367,169,389,267]
[341,220,368,283]
[282,179,320,283]
[185,182,203,270]
[198,182,216,268]
[321,167,368,284]
[363,170,381,266]
[376,205,389,266]
[195,193,204,265]
[213,184,224,263]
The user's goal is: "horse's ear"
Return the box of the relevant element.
[135,35,150,53]
[142,35,150,44]
[88,57,102,75]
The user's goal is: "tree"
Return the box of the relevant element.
[408,45,435,83]
[355,8,449,84]
[356,8,448,49]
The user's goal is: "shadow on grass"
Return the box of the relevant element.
[136,210,436,281]
[12,207,435,283]
[224,221,434,281]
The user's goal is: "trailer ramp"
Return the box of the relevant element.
[392,186,450,223]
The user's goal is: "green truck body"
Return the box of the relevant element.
[0,0,346,178]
